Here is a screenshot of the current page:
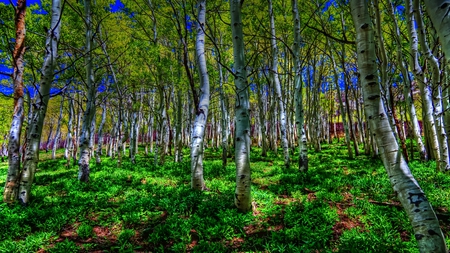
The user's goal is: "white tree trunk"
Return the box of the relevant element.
[18,0,62,204]
[78,0,96,182]
[351,1,448,252]
[190,0,210,190]
[230,0,251,212]
[3,0,26,203]
[414,0,449,170]
[292,0,307,171]
[269,0,289,168]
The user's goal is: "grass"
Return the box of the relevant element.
[0,142,449,252]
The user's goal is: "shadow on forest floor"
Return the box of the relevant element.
[1,142,450,252]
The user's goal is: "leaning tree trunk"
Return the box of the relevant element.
[408,0,440,163]
[423,0,450,170]
[230,0,251,212]
[78,0,96,182]
[414,0,449,171]
[387,0,427,161]
[269,0,289,168]
[190,0,210,190]
[3,0,27,203]
[350,1,448,252]
[293,0,307,172]
[18,0,62,205]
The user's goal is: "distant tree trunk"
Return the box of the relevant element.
[329,42,353,159]
[175,89,183,162]
[388,0,427,161]
[45,122,54,152]
[292,0,307,171]
[256,78,267,158]
[52,95,64,159]
[65,94,74,167]
[190,0,210,190]
[78,0,96,182]
[424,0,450,168]
[414,0,449,171]
[230,0,251,212]
[3,0,27,203]
[351,1,448,252]
[219,51,230,165]
[408,0,440,164]
[17,0,62,205]
[269,0,289,168]
[95,102,106,164]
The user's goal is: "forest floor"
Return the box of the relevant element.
[1,142,450,252]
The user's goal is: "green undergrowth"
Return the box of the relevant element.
[0,142,449,252]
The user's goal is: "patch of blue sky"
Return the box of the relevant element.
[0,0,42,7]
[0,85,13,96]
[110,0,124,13]
[0,64,12,80]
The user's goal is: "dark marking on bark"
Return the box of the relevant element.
[407,192,426,207]
[368,95,380,100]
[240,174,245,179]
[365,74,375,80]
[439,3,449,9]
[415,234,424,240]
[414,209,420,212]
[428,230,438,236]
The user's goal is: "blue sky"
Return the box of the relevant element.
[0,0,41,6]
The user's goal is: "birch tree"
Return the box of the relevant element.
[3,0,27,203]
[190,0,210,190]
[269,0,289,168]
[230,0,251,212]
[292,0,307,171]
[17,0,63,205]
[78,0,96,182]
[350,0,447,251]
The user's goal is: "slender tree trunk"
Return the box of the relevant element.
[52,95,64,159]
[18,0,62,204]
[3,0,27,203]
[219,57,230,165]
[408,0,440,164]
[329,43,353,159]
[95,102,106,164]
[230,0,251,212]
[78,0,96,182]
[414,0,449,171]
[191,0,210,190]
[387,0,427,161]
[269,0,289,168]
[351,1,448,252]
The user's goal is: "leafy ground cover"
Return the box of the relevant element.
[1,143,450,252]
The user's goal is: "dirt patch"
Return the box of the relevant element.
[330,201,365,242]
[224,237,245,249]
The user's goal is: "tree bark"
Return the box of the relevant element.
[3,0,27,203]
[351,1,448,252]
[269,0,289,168]
[292,13,308,170]
[230,0,251,212]
[78,0,96,182]
[18,0,62,205]
[190,0,210,190]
